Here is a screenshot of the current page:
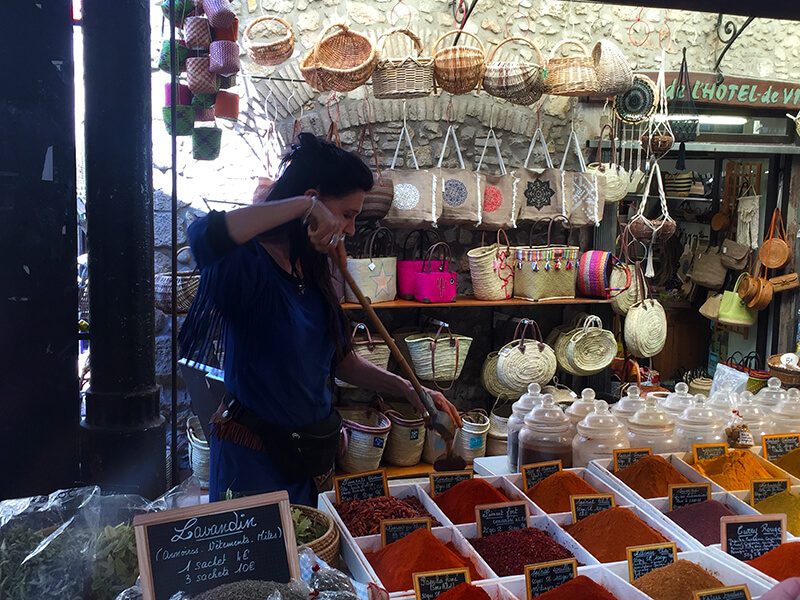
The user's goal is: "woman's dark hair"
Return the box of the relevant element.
[262,133,374,361]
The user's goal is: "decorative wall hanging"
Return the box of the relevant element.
[614,75,658,125]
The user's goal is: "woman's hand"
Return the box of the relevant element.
[761,578,800,600]
[404,386,463,429]
[306,197,345,254]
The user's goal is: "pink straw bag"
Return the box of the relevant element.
[203,0,235,28]
[184,16,212,49]
[413,242,458,304]
[186,56,218,94]
[209,40,240,75]
[577,250,631,299]
[397,230,442,300]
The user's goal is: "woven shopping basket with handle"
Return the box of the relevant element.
[301,24,377,92]
[432,30,486,95]
[483,37,545,106]
[544,39,599,97]
[373,28,434,99]
[244,16,295,67]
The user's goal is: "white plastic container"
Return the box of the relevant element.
[507,383,546,472]
[675,396,727,452]
[732,392,773,445]
[518,395,573,469]
[756,377,788,409]
[572,400,630,467]
[627,396,680,454]
[662,382,695,418]
[565,388,598,438]
[611,386,645,426]
[770,387,800,434]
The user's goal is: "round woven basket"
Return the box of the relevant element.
[687,376,713,396]
[154,246,200,314]
[592,39,633,96]
[243,16,295,66]
[432,30,486,95]
[303,24,377,92]
[544,38,599,97]
[624,299,667,358]
[292,505,340,567]
[481,351,518,398]
[467,231,515,301]
[610,262,640,315]
[483,37,545,106]
[383,408,426,467]
[405,331,472,386]
[373,29,434,100]
[496,322,557,392]
[768,354,800,387]
[565,316,617,375]
[338,407,391,473]
[614,74,659,125]
[554,326,581,375]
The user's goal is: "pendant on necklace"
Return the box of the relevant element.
[297,283,305,295]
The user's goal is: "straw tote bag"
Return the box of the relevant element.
[624,267,668,358]
[517,127,565,223]
[356,121,394,222]
[496,320,557,391]
[610,231,643,316]
[467,229,515,300]
[475,127,519,230]
[335,323,391,388]
[560,128,603,227]
[383,115,440,228]
[397,230,441,300]
[577,250,631,299]
[565,316,617,376]
[436,125,480,226]
[344,227,397,304]
[587,124,628,204]
[405,323,473,390]
[514,216,579,301]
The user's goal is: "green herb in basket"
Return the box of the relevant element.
[292,508,327,546]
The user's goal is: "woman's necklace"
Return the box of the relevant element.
[262,242,305,295]
[290,264,305,295]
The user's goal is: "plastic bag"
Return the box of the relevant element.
[710,363,748,398]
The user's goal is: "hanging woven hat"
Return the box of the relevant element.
[614,74,658,125]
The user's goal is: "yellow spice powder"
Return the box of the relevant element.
[694,450,772,490]
[754,491,800,536]
[775,447,800,479]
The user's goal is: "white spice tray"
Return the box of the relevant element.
[605,549,774,599]
[455,514,601,575]
[473,455,513,477]
[495,566,653,600]
[681,450,800,490]
[706,543,792,587]
[549,503,700,560]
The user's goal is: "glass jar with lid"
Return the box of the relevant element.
[572,400,630,467]
[611,386,645,426]
[731,392,772,445]
[628,396,680,454]
[675,395,727,451]
[662,382,695,419]
[566,388,598,438]
[756,377,788,410]
[519,395,573,469]
[507,383,546,472]
[770,388,800,434]
[708,382,737,421]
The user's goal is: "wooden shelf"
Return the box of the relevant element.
[342,296,612,310]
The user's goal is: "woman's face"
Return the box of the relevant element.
[323,190,365,236]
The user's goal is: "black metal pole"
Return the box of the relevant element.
[169,0,180,488]
[81,0,166,498]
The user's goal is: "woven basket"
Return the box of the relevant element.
[187,415,209,488]
[625,299,667,358]
[641,133,675,156]
[610,262,641,315]
[481,351,518,398]
[592,39,633,96]
[302,24,377,92]
[338,407,391,473]
[432,30,486,95]
[335,324,391,388]
[768,354,800,387]
[554,324,582,376]
[154,247,200,313]
[244,17,295,66]
[467,230,515,300]
[292,505,340,566]
[496,320,557,392]
[382,407,426,467]
[483,37,545,106]
[564,316,617,376]
[405,327,472,389]
[687,376,713,396]
[373,29,434,99]
[544,39,599,97]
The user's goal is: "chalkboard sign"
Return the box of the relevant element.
[762,433,800,462]
[413,568,470,600]
[627,542,677,581]
[669,483,711,511]
[693,585,752,600]
[429,471,473,497]
[380,518,432,547]
[693,443,728,463]
[721,514,787,561]
[570,494,615,522]
[524,559,577,599]
[475,502,529,537]
[750,479,790,506]
[521,461,563,492]
[613,448,652,472]
[133,491,299,600]
[334,470,388,503]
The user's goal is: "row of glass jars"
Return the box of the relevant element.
[506,379,800,471]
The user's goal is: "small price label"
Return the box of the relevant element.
[669,483,711,511]
[413,569,470,600]
[524,559,577,599]
[380,518,431,547]
[693,443,728,463]
[762,433,800,462]
[475,501,529,538]
[750,479,790,506]
[334,470,388,504]
[570,494,615,522]
[627,542,677,581]
[429,471,472,497]
[693,585,752,600]
[521,460,563,492]
[721,514,786,561]
[613,448,652,472]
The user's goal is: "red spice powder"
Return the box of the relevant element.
[747,543,800,581]
[470,527,573,576]
[526,471,598,514]
[534,575,619,600]
[433,479,509,524]
[366,528,479,592]
[565,507,670,563]
[434,583,491,600]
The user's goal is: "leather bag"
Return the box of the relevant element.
[413,242,458,304]
[720,238,751,271]
[690,244,727,290]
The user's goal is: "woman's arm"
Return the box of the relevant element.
[224,197,312,244]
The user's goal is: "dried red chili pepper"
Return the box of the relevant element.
[337,496,438,537]
[470,528,573,577]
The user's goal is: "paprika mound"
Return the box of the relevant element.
[565,507,670,563]
[754,491,800,536]
[775,447,800,478]
[664,500,734,545]
[470,527,573,576]
[533,575,619,600]
[615,455,690,498]
[338,496,436,537]
[747,542,800,581]
[434,583,491,600]
[632,560,724,600]
[693,450,772,490]
[526,471,598,513]
[365,529,479,592]
[433,479,509,524]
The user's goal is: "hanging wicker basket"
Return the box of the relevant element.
[243,16,295,66]
[373,29,434,99]
[482,37,545,106]
[481,351,518,398]
[432,30,486,95]
[292,505,341,566]
[544,38,599,97]
[154,246,200,314]
[301,24,377,92]
[592,39,633,96]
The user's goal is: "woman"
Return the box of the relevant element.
[181,133,461,505]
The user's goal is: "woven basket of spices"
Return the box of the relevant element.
[483,37,545,106]
[243,16,295,66]
[768,354,800,387]
[432,30,486,95]
[292,505,340,566]
[338,407,391,473]
[373,28,434,99]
